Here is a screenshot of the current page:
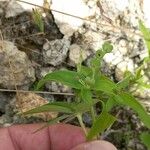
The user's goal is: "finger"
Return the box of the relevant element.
[0,127,16,150]
[71,140,117,150]
[47,123,86,150]
[0,124,86,150]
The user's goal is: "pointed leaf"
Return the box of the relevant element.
[139,20,150,40]
[140,132,150,150]
[117,73,134,90]
[92,75,116,93]
[81,89,93,104]
[87,111,116,140]
[105,97,119,112]
[36,70,83,90]
[22,102,75,115]
[139,20,150,56]
[79,66,93,76]
[117,92,150,128]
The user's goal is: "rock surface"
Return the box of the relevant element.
[42,38,70,66]
[0,40,35,89]
[0,92,12,113]
[15,92,57,121]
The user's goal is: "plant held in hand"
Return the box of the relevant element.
[21,22,150,144]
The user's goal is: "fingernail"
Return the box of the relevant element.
[71,140,117,150]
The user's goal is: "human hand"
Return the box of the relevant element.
[0,124,117,150]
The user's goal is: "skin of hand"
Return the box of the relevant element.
[0,123,117,150]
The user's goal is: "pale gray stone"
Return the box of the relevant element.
[0,40,35,89]
[5,0,25,18]
[42,38,70,66]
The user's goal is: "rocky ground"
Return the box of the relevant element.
[0,0,150,149]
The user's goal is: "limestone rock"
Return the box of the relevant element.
[16,92,57,121]
[42,38,70,66]
[6,0,24,18]
[0,40,35,89]
[51,0,93,36]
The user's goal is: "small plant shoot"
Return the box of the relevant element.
[32,8,44,32]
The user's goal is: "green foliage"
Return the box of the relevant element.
[105,97,119,112]
[102,41,113,53]
[139,20,150,57]
[32,8,44,32]
[137,20,150,91]
[117,71,134,90]
[87,111,116,140]
[21,35,150,146]
[93,75,116,93]
[22,102,75,115]
[115,92,150,128]
[36,70,83,90]
[140,132,150,150]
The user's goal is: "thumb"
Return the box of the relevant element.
[71,140,117,150]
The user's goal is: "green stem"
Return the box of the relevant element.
[91,106,96,123]
[77,113,87,136]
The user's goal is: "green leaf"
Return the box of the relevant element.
[36,70,83,90]
[117,72,134,90]
[73,99,99,113]
[139,20,150,40]
[117,92,150,128]
[137,80,150,89]
[21,102,75,115]
[102,42,113,53]
[21,100,99,117]
[135,65,143,80]
[81,89,93,104]
[105,97,119,112]
[140,132,150,150]
[79,66,93,76]
[93,75,116,93]
[87,111,116,140]
[139,20,150,56]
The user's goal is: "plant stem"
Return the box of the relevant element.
[77,113,87,136]
[91,106,96,123]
